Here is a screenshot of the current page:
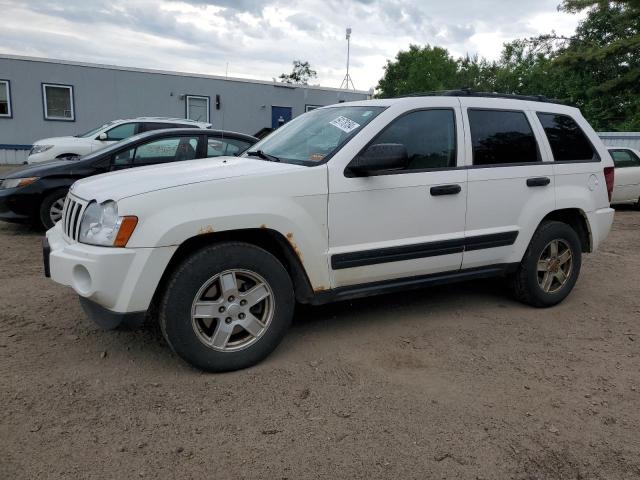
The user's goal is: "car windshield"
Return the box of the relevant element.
[243,106,385,166]
[76,121,117,138]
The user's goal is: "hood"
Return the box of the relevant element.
[71,156,307,203]
[3,158,81,178]
[34,136,95,146]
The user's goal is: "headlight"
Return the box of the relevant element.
[78,201,138,247]
[0,177,39,189]
[30,145,54,155]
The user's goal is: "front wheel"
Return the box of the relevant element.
[159,242,295,372]
[511,221,582,308]
[39,189,68,230]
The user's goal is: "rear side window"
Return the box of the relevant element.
[610,149,640,168]
[106,123,138,141]
[370,109,457,170]
[468,110,539,165]
[142,122,194,132]
[207,137,252,157]
[536,113,596,162]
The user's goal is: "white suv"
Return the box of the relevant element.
[44,92,615,372]
[27,117,212,164]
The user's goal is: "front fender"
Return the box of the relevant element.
[118,168,330,291]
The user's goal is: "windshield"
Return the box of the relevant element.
[243,106,385,165]
[76,121,117,138]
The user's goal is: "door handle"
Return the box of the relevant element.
[527,177,551,187]
[430,184,462,196]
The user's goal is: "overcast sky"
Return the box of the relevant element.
[1,0,584,91]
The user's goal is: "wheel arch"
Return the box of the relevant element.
[539,208,592,253]
[150,228,315,311]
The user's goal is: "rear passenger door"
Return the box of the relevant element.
[460,100,555,270]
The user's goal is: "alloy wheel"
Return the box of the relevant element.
[191,269,274,352]
[537,239,573,293]
[49,197,66,225]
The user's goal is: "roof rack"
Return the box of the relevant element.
[397,88,563,104]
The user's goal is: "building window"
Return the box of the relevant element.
[186,95,210,122]
[305,104,322,112]
[42,83,75,121]
[0,80,11,117]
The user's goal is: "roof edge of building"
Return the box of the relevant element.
[0,53,371,95]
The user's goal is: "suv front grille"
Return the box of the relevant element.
[61,195,88,241]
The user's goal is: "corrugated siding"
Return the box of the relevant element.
[0,149,29,165]
[598,132,640,149]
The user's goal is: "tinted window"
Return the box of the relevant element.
[207,137,252,157]
[113,136,199,165]
[468,110,539,165]
[106,123,138,141]
[370,109,456,170]
[611,149,640,168]
[537,113,595,162]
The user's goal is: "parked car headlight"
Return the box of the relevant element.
[30,145,54,155]
[0,177,39,189]
[79,201,138,247]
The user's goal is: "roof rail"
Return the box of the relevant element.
[396,88,563,104]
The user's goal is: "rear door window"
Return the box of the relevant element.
[536,113,596,162]
[468,110,539,165]
[105,123,139,141]
[142,122,194,132]
[610,149,640,168]
[207,137,253,157]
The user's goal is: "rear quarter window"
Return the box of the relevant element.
[468,109,539,166]
[536,113,597,162]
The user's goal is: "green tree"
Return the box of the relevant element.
[376,45,459,98]
[556,0,640,130]
[279,60,317,85]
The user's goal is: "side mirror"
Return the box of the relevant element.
[98,132,108,141]
[347,143,408,176]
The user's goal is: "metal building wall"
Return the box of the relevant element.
[598,132,640,150]
[0,55,370,163]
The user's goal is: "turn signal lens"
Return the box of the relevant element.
[113,216,138,247]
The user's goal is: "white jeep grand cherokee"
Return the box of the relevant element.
[44,92,615,372]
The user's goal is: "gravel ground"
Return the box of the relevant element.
[1,164,639,479]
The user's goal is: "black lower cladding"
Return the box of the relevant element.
[42,237,51,278]
[79,297,146,330]
[331,231,519,270]
[311,264,518,305]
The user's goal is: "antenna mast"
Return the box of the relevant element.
[340,27,355,90]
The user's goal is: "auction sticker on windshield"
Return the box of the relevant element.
[330,116,360,133]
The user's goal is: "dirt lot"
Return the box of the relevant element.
[1,167,639,479]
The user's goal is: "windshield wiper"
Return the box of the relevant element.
[246,150,280,162]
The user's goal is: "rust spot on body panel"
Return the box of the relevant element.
[198,225,215,235]
[313,285,326,293]
[286,232,303,262]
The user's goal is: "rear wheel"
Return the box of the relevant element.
[38,189,68,230]
[511,221,582,307]
[159,242,295,372]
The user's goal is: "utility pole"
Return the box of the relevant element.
[340,27,355,90]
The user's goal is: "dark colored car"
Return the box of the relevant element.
[0,128,257,229]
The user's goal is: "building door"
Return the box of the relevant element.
[271,106,292,129]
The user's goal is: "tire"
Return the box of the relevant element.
[38,189,68,230]
[159,242,295,372]
[511,221,582,308]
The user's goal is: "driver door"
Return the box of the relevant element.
[328,104,468,287]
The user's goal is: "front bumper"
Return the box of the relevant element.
[45,222,177,328]
[0,187,34,224]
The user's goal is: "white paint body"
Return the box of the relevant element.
[608,147,640,205]
[27,117,211,164]
[46,96,615,316]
